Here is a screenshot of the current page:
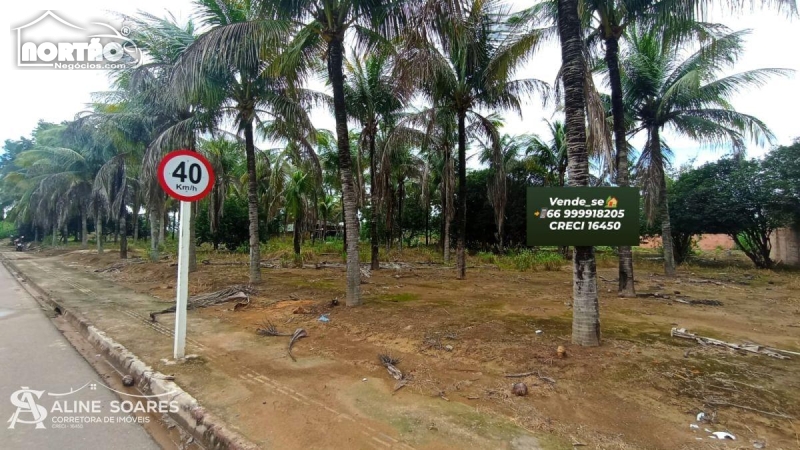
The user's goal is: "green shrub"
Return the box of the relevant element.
[513,250,537,271]
[537,252,563,271]
[477,251,497,264]
[510,249,563,271]
[0,221,16,240]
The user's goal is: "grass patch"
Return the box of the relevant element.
[502,313,573,336]
[374,292,420,303]
[504,250,565,272]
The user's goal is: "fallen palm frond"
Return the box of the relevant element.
[379,354,404,380]
[287,328,308,362]
[95,259,145,273]
[149,284,256,321]
[257,320,290,337]
[671,328,791,359]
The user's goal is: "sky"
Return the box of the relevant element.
[1,1,798,169]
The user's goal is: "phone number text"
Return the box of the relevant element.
[543,209,625,219]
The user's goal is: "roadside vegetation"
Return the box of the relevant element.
[0,0,798,350]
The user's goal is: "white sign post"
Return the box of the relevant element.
[174,200,191,358]
[157,150,215,359]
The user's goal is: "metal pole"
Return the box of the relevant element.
[174,200,191,359]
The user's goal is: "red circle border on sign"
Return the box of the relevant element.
[157,149,216,202]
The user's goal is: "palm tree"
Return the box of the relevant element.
[528,0,796,296]
[121,11,207,266]
[268,0,415,306]
[409,107,457,262]
[622,26,788,276]
[344,51,409,269]
[18,147,95,248]
[526,120,568,187]
[318,194,338,241]
[557,0,600,346]
[200,137,243,250]
[401,0,547,279]
[478,132,523,252]
[285,170,314,261]
[172,0,315,283]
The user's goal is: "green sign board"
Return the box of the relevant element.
[527,187,640,246]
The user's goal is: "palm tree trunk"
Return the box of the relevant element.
[293,215,301,260]
[52,223,57,247]
[456,111,467,279]
[328,37,361,306]
[498,219,504,253]
[96,212,103,254]
[161,207,167,245]
[172,204,178,240]
[558,0,600,346]
[81,209,88,249]
[369,129,380,270]
[189,201,197,273]
[119,209,128,259]
[651,128,677,276]
[149,208,160,262]
[341,189,346,245]
[605,36,636,297]
[442,148,450,262]
[311,192,318,245]
[385,189,393,253]
[132,197,140,243]
[425,200,430,246]
[397,177,404,251]
[244,118,261,283]
[659,175,677,276]
[188,139,198,271]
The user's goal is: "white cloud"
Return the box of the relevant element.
[1,2,797,170]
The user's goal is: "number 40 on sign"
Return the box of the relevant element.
[157,150,214,202]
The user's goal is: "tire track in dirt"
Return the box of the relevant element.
[237,369,413,450]
[23,258,416,449]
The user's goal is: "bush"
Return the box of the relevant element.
[0,221,16,239]
[511,250,562,271]
[513,250,537,271]
[477,251,497,264]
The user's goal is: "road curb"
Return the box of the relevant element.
[2,257,258,450]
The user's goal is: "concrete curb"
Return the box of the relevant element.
[2,257,258,450]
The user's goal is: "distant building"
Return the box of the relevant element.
[639,234,735,251]
[770,225,800,266]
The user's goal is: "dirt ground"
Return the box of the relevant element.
[19,245,800,449]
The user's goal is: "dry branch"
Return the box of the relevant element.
[504,370,556,384]
[95,259,145,273]
[706,401,795,419]
[671,328,790,360]
[287,328,308,361]
[379,354,404,380]
[257,320,290,337]
[149,285,256,321]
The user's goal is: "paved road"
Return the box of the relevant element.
[0,262,159,450]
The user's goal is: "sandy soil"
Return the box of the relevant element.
[29,246,800,449]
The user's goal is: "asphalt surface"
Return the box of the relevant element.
[0,261,159,450]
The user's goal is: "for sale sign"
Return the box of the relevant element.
[527,187,640,246]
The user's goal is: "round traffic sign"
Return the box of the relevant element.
[157,150,215,202]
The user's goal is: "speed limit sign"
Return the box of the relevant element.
[157,149,215,360]
[157,150,215,202]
